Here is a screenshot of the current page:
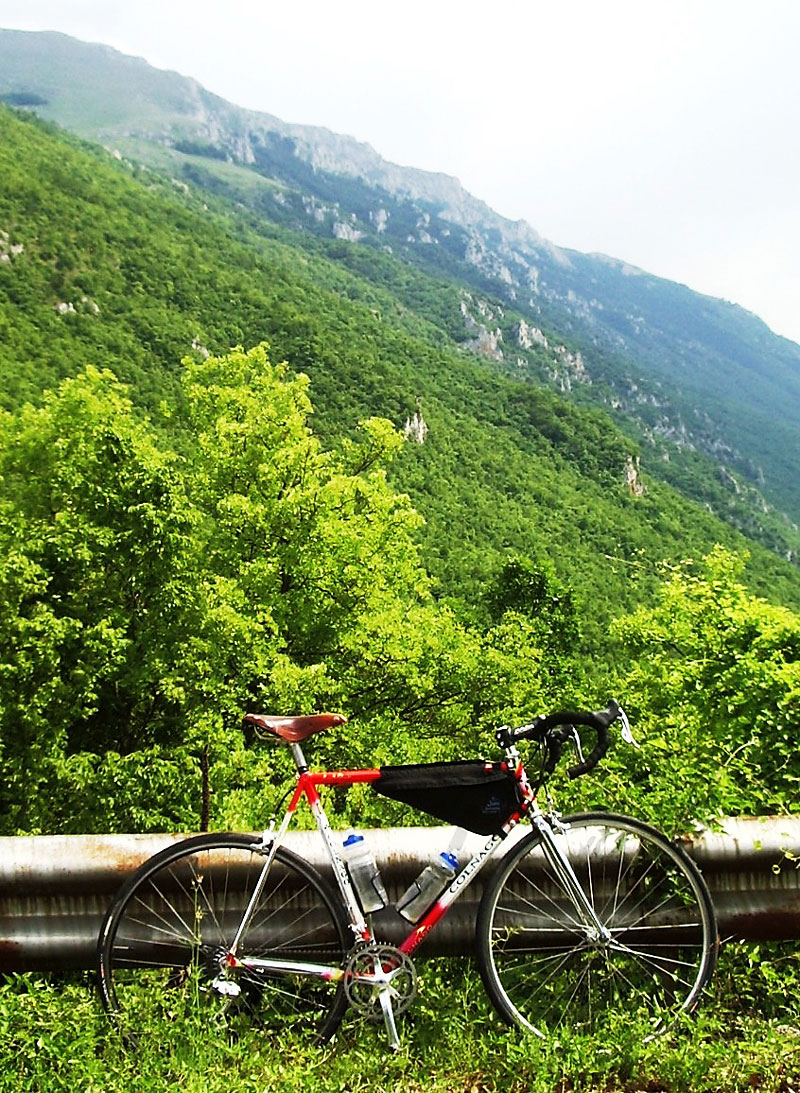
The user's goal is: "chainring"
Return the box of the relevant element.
[343,943,418,1020]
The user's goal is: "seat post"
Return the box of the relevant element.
[290,741,309,773]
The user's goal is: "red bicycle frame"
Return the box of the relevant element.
[242,739,536,956]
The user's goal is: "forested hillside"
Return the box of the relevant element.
[1,103,800,840]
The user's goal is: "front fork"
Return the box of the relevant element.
[530,809,613,943]
[502,738,612,944]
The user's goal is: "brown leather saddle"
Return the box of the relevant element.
[242,711,347,743]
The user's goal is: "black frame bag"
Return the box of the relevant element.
[372,760,521,836]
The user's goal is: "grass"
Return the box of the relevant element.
[2,950,800,1093]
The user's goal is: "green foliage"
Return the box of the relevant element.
[181,345,427,709]
[609,547,800,826]
[485,556,580,660]
[0,367,199,832]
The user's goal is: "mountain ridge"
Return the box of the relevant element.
[1,27,799,543]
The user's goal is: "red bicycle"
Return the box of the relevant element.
[96,701,717,1048]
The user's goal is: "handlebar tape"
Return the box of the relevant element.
[515,699,621,779]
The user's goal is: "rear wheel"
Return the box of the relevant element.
[477,813,717,1038]
[96,833,350,1043]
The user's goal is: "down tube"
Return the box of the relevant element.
[400,833,505,955]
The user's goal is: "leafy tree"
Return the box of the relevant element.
[0,346,559,833]
[177,346,555,773]
[609,547,800,827]
[180,345,438,718]
[0,366,199,832]
[486,557,580,649]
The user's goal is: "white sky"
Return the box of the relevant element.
[3,0,800,345]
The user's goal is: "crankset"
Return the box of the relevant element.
[343,943,418,1021]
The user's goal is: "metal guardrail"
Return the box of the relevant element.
[1,818,799,971]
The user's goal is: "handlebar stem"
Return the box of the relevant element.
[495,726,514,749]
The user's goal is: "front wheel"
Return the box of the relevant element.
[476,813,717,1038]
[96,833,350,1044]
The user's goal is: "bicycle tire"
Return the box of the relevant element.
[476,812,717,1038]
[96,833,350,1043]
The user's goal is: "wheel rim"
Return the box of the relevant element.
[483,816,716,1037]
[100,838,348,1042]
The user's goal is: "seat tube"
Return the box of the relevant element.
[291,756,370,936]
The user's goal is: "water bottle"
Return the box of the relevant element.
[397,849,459,922]
[341,832,388,913]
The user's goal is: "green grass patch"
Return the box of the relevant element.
[2,950,799,1092]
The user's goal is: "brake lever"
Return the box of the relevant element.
[568,725,585,766]
[618,706,639,748]
[542,724,574,776]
